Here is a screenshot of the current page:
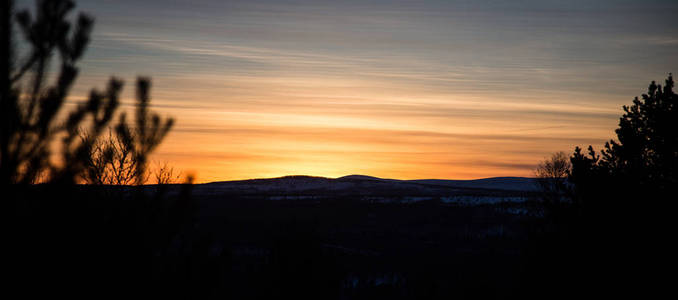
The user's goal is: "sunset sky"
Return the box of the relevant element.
[17,0,678,182]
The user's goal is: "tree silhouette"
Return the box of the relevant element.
[0,0,172,185]
[565,74,676,297]
[3,2,192,298]
[570,74,677,208]
[534,151,571,206]
[115,77,173,185]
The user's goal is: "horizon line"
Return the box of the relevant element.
[200,174,535,184]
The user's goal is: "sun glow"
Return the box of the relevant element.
[39,0,674,183]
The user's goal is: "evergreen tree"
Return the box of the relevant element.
[570,74,677,206]
[0,0,172,185]
[567,74,676,297]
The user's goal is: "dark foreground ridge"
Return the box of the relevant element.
[8,175,554,300]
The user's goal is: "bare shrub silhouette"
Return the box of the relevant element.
[154,160,181,185]
[80,128,142,185]
[534,151,571,206]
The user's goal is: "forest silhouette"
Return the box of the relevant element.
[3,1,676,299]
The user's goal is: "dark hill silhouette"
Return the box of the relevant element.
[337,174,388,181]
[204,174,537,192]
[192,175,539,203]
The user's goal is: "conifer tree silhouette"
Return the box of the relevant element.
[0,0,172,185]
[570,74,677,207]
[565,74,676,297]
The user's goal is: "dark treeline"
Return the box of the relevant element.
[3,1,676,299]
[527,73,676,298]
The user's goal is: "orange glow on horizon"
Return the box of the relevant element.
[51,0,666,184]
[136,80,619,183]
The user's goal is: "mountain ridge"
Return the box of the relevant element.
[202,174,538,192]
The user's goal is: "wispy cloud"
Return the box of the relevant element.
[49,0,678,181]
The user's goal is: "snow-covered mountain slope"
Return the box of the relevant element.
[407,177,538,192]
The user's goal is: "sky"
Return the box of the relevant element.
[16,0,678,182]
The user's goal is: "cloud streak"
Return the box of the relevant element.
[20,0,676,182]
